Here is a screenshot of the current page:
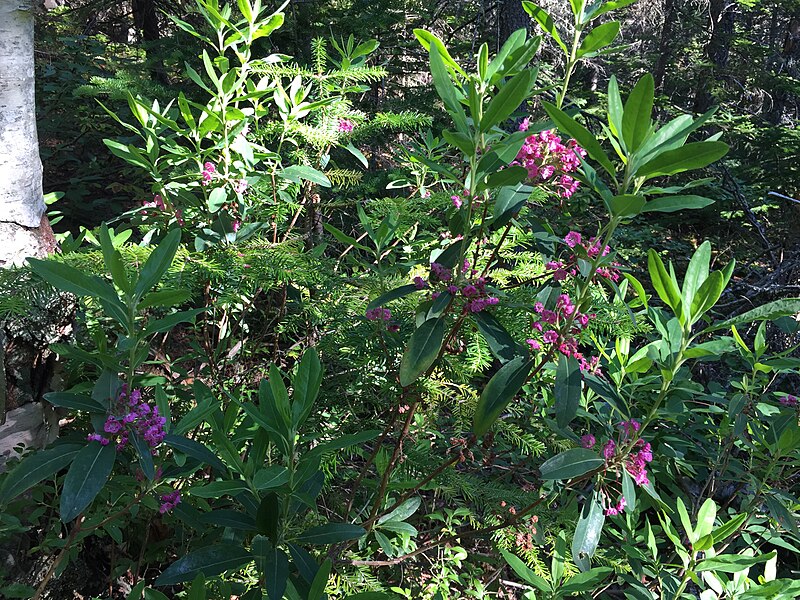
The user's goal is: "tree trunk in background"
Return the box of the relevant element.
[769,10,800,124]
[498,0,529,48]
[0,0,63,470]
[0,0,54,267]
[132,0,169,84]
[693,0,737,112]
[653,0,677,91]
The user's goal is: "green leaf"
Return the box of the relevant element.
[307,430,380,458]
[138,288,192,309]
[60,442,116,522]
[621,74,654,152]
[681,241,711,312]
[500,550,550,591]
[44,392,106,413]
[134,229,182,300]
[704,298,800,333]
[690,270,725,321]
[473,356,534,437]
[163,434,226,473]
[399,318,445,387]
[589,0,638,19]
[642,195,715,213]
[647,249,682,317]
[378,497,422,524]
[187,480,250,498]
[99,224,131,293]
[412,29,466,76]
[28,258,121,306]
[636,141,729,178]
[609,194,646,218]
[555,355,582,428]
[484,165,529,189]
[295,523,366,545]
[292,348,323,429]
[561,567,614,593]
[473,311,519,363]
[144,309,204,335]
[539,448,604,480]
[260,546,289,600]
[197,509,255,530]
[253,466,290,491]
[280,165,331,187]
[323,222,370,251]
[578,21,620,57]
[492,183,529,230]
[481,70,533,132]
[607,76,624,139]
[676,497,694,543]
[572,490,605,571]
[427,44,468,134]
[696,551,777,573]
[207,187,227,213]
[154,545,253,585]
[542,102,615,175]
[694,498,717,541]
[367,284,419,311]
[522,2,567,54]
[0,444,81,505]
[308,558,332,600]
[621,469,636,514]
[257,492,280,541]
[764,495,799,537]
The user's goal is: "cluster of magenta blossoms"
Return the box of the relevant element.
[141,194,184,226]
[159,490,181,514]
[201,161,216,185]
[525,293,599,373]
[583,420,653,515]
[780,394,798,408]
[511,123,586,199]
[87,385,167,452]
[337,118,355,133]
[365,307,400,332]
[547,231,622,283]
[414,260,500,314]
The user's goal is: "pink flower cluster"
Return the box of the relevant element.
[416,260,500,314]
[365,306,400,332]
[511,125,586,199]
[87,386,167,451]
[780,394,798,408]
[546,232,621,283]
[602,420,653,487]
[201,161,216,185]
[525,293,598,371]
[142,194,165,214]
[337,119,355,133]
[605,496,627,516]
[159,490,181,514]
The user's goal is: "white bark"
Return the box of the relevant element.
[0,0,48,266]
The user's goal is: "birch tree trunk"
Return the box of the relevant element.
[0,0,55,267]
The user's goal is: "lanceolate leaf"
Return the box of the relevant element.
[28,258,120,306]
[295,523,366,545]
[60,442,117,522]
[163,434,227,473]
[539,448,603,480]
[261,547,289,600]
[473,311,519,363]
[399,318,445,387]
[695,552,777,574]
[642,195,715,213]
[0,444,81,505]
[154,545,252,585]
[572,490,605,571]
[522,2,567,54]
[481,70,533,131]
[134,228,182,300]
[366,284,419,311]
[555,355,582,428]
[473,356,534,437]
[578,21,620,57]
[621,74,654,152]
[542,102,615,175]
[636,141,729,178]
[44,392,106,413]
[703,298,800,333]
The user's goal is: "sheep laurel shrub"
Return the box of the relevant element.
[1,1,799,599]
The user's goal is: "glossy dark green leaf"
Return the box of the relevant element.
[154,545,252,585]
[134,229,181,300]
[280,165,331,187]
[473,311,519,363]
[522,2,567,53]
[253,466,289,491]
[44,392,106,413]
[295,523,366,545]
[308,558,332,600]
[642,195,715,213]
[288,542,320,584]
[99,224,131,294]
[764,495,799,537]
[292,347,323,428]
[572,490,605,571]
[542,102,615,175]
[609,194,646,219]
[60,442,116,522]
[696,552,776,573]
[481,70,534,132]
[198,509,255,530]
[187,480,249,498]
[307,430,381,459]
[0,444,81,505]
[260,546,289,600]
[492,183,529,230]
[555,355,582,428]
[636,141,729,178]
[539,448,603,480]
[163,434,227,473]
[621,74,654,152]
[28,258,121,306]
[257,492,280,542]
[473,356,534,437]
[578,21,620,57]
[399,318,445,387]
[561,567,614,593]
[621,469,636,514]
[144,309,204,335]
[500,550,550,591]
[366,285,419,312]
[704,298,800,333]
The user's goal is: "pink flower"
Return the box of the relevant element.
[413,276,428,290]
[605,496,626,516]
[337,119,355,133]
[780,394,798,408]
[451,195,462,209]
[159,490,181,514]
[581,434,596,449]
[232,220,241,232]
[564,231,582,248]
[526,339,541,351]
[602,439,616,461]
[542,330,559,344]
[365,307,391,321]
